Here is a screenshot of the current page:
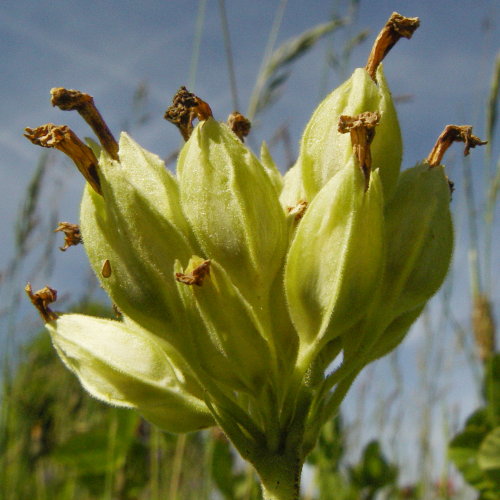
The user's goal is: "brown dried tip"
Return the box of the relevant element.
[54,222,82,251]
[24,124,102,195]
[25,282,58,323]
[287,200,308,221]
[227,112,251,142]
[164,86,213,141]
[175,260,211,286]
[365,12,420,82]
[338,111,380,190]
[426,125,487,167]
[50,87,119,160]
[101,259,112,278]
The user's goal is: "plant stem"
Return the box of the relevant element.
[256,455,303,500]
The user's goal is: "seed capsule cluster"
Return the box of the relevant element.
[24,12,485,490]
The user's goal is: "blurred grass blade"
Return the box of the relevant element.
[188,0,208,91]
[484,53,500,292]
[253,0,289,99]
[15,152,50,259]
[485,52,499,208]
[169,433,187,500]
[328,29,369,75]
[218,0,239,110]
[247,18,344,120]
[485,52,500,161]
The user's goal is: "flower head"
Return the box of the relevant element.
[24,12,485,497]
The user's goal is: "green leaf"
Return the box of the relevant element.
[478,427,500,471]
[449,427,491,490]
[348,440,398,490]
[485,354,500,425]
[52,411,138,475]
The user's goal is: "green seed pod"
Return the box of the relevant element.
[48,314,214,433]
[347,162,453,366]
[283,11,420,208]
[340,125,486,374]
[180,257,273,393]
[340,164,452,370]
[80,133,195,354]
[381,162,453,317]
[295,65,401,203]
[174,258,258,393]
[177,117,288,307]
[366,305,425,363]
[284,161,384,353]
[260,141,283,195]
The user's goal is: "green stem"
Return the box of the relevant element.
[256,455,303,500]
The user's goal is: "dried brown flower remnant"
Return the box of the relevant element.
[365,12,420,82]
[24,124,102,195]
[25,282,58,323]
[227,112,251,142]
[54,222,82,251]
[164,86,213,141]
[287,200,308,221]
[338,111,380,189]
[426,125,487,167]
[175,260,211,286]
[101,259,112,278]
[51,87,119,160]
[472,294,496,363]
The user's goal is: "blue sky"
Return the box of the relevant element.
[1,0,499,485]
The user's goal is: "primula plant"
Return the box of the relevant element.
[24,13,486,500]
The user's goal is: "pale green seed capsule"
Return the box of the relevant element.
[260,141,283,195]
[340,162,453,371]
[177,117,288,308]
[179,257,273,393]
[174,258,261,393]
[80,133,195,354]
[284,161,385,353]
[48,314,214,433]
[366,305,425,363]
[292,65,401,204]
[381,162,453,317]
